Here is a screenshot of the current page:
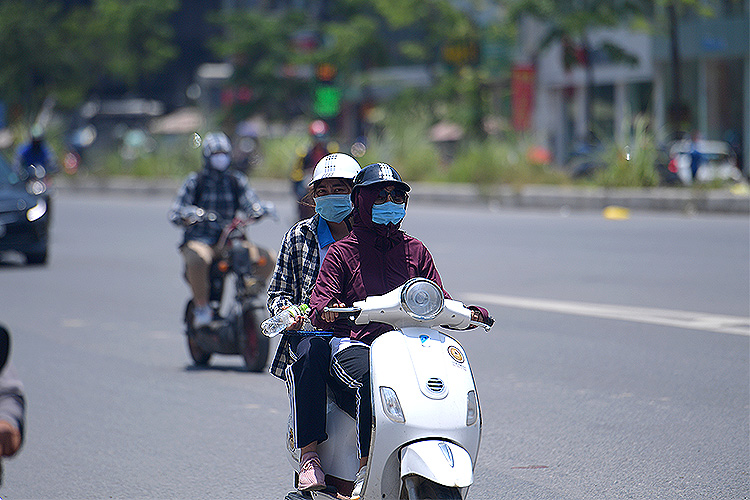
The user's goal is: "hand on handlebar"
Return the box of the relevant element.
[321,301,346,323]
[470,309,494,331]
[181,207,202,225]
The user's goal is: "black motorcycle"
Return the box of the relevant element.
[181,207,275,372]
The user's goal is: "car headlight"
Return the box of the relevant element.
[26,199,47,222]
[401,278,444,321]
[379,386,405,423]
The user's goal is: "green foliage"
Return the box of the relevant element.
[209,9,309,121]
[90,0,179,86]
[592,116,661,187]
[447,138,567,187]
[94,137,201,178]
[0,1,74,115]
[0,0,178,118]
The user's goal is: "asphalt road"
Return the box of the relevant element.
[0,191,748,499]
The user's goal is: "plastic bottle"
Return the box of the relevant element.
[261,304,310,337]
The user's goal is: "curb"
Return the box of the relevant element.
[53,176,750,215]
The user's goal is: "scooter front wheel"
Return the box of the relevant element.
[404,476,462,500]
[185,301,211,366]
[239,307,269,372]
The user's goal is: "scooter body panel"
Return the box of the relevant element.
[364,328,481,500]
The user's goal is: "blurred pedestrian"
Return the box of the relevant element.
[15,125,57,177]
[291,120,330,220]
[0,324,26,485]
[689,131,703,182]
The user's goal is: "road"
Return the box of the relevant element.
[0,191,748,499]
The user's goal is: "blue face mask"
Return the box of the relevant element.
[315,194,353,223]
[371,201,406,226]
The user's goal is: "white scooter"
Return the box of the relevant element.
[283,278,493,500]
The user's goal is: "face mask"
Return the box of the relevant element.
[371,201,406,226]
[209,153,231,171]
[315,194,353,223]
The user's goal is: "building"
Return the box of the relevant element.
[521,1,748,173]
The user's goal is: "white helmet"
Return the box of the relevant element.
[309,153,361,186]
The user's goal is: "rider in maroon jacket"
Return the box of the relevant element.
[309,163,490,499]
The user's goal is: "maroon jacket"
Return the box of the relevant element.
[310,185,484,344]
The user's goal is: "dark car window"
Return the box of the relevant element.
[0,154,21,187]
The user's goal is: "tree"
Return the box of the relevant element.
[506,0,646,138]
[0,0,178,123]
[87,0,179,89]
[206,0,490,131]
[208,9,310,121]
[0,1,76,120]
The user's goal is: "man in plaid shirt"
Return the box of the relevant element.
[169,132,265,328]
[266,153,360,492]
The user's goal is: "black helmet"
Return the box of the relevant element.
[352,163,411,194]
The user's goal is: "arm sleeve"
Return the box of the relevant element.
[236,175,265,218]
[309,246,346,328]
[168,175,197,226]
[0,363,25,443]
[267,230,298,316]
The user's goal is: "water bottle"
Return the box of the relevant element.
[261,304,310,337]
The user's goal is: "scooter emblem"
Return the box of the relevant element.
[439,442,455,468]
[420,334,429,344]
[448,345,464,363]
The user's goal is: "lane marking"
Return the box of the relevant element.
[463,293,750,337]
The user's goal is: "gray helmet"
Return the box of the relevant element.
[202,132,232,158]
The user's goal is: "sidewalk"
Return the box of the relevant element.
[54,176,750,215]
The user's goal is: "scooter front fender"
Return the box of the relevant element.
[400,440,473,488]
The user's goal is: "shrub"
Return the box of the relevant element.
[592,116,661,188]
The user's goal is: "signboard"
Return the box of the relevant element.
[511,64,535,131]
[442,41,480,67]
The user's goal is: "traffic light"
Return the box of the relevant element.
[313,63,341,117]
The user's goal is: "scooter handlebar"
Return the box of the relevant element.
[323,306,362,314]
[469,319,494,332]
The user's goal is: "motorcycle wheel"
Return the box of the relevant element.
[405,477,462,500]
[239,307,269,372]
[185,301,211,366]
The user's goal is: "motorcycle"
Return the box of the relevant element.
[181,206,276,372]
[281,278,493,500]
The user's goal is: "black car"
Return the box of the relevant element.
[0,154,51,265]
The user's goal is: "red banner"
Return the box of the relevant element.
[511,64,535,131]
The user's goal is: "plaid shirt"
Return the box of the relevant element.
[168,167,263,245]
[267,214,324,379]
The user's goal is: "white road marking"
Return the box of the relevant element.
[463,293,750,337]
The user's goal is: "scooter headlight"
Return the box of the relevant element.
[380,386,405,423]
[401,278,444,321]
